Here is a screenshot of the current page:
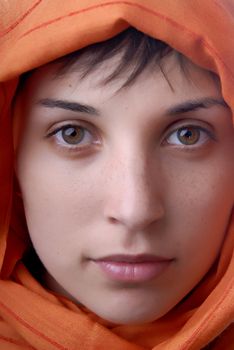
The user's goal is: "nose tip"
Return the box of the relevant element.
[107,200,164,232]
[104,165,165,232]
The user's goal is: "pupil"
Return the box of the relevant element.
[182,129,192,138]
[62,127,84,144]
[178,128,199,145]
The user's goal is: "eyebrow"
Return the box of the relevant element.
[37,97,228,117]
[37,98,100,116]
[166,97,228,115]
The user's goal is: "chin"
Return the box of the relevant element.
[94,306,165,325]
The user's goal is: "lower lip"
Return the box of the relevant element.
[94,260,172,282]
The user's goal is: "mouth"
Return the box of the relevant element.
[92,254,174,282]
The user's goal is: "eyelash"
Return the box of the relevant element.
[46,122,215,153]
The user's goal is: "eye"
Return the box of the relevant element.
[166,125,213,147]
[47,123,99,149]
[59,126,86,145]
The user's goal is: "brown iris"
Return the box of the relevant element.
[177,127,200,145]
[62,126,85,145]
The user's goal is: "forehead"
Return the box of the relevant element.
[24,52,222,108]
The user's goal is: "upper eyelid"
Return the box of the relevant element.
[169,124,210,135]
[46,120,93,138]
[165,115,214,131]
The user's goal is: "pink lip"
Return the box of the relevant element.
[93,254,173,282]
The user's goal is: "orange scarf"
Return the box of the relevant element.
[0,1,233,349]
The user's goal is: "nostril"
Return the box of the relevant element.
[108,217,119,224]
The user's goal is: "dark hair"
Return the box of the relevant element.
[19,27,217,93]
[53,27,186,90]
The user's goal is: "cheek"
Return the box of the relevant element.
[16,151,104,262]
[164,156,233,263]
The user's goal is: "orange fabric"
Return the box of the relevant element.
[0,1,233,349]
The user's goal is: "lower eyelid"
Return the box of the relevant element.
[48,130,100,157]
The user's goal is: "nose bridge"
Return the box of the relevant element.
[104,144,164,230]
[121,149,151,202]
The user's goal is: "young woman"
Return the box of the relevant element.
[0,1,233,349]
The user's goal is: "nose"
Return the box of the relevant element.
[104,148,165,232]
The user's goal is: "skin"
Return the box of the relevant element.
[15,52,234,325]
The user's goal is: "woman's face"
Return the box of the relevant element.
[15,53,234,325]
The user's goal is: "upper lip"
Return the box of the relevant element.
[94,254,173,263]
